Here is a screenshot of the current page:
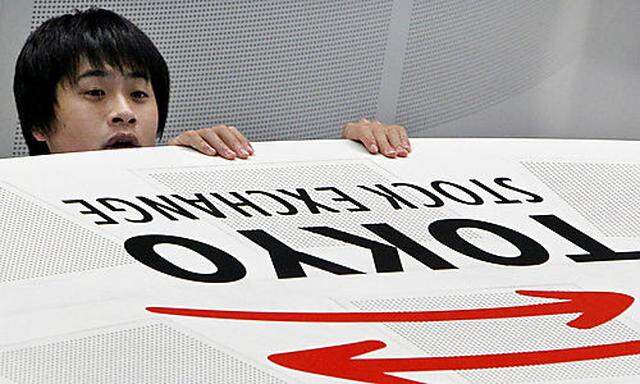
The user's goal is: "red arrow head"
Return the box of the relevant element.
[516,290,634,329]
[269,340,422,384]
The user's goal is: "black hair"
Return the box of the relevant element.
[13,8,170,155]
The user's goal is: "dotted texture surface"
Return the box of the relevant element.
[522,161,640,238]
[396,0,585,134]
[147,160,454,248]
[0,321,289,384]
[13,0,393,156]
[351,291,640,383]
[0,185,132,283]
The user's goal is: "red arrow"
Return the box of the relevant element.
[147,290,633,329]
[268,339,640,384]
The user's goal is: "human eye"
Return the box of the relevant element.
[84,89,105,99]
[131,90,149,102]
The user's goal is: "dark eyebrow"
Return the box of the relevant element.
[76,69,149,81]
[77,69,109,80]
[127,70,149,81]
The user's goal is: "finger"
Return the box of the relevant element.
[356,125,379,154]
[343,124,378,153]
[215,126,249,159]
[171,131,217,156]
[386,126,408,157]
[201,129,236,160]
[342,122,357,139]
[229,126,254,155]
[372,124,396,158]
[395,125,411,152]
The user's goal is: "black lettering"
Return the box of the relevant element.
[363,223,457,269]
[238,229,363,279]
[494,177,543,203]
[391,183,444,208]
[431,181,483,205]
[245,190,298,216]
[358,184,418,210]
[171,193,227,218]
[96,198,153,223]
[429,219,549,266]
[276,188,339,214]
[136,195,199,221]
[211,192,271,217]
[62,199,118,225]
[469,179,521,204]
[531,214,640,262]
[314,187,370,212]
[302,226,402,273]
[124,234,246,283]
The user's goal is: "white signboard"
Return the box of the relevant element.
[2,138,640,384]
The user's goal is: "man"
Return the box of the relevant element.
[14,8,411,159]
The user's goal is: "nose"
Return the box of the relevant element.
[108,95,137,128]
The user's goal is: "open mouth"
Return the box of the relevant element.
[103,134,140,150]
[106,141,138,149]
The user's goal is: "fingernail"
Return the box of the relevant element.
[239,148,249,158]
[397,147,408,157]
[246,144,254,155]
[225,149,235,159]
[386,149,397,157]
[370,144,378,153]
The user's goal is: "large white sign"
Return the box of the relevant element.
[2,138,640,384]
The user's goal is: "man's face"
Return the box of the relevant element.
[34,60,159,153]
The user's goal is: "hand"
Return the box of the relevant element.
[342,118,411,158]
[168,125,254,160]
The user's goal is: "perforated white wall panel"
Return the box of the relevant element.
[396,1,587,134]
[0,184,132,284]
[0,321,289,384]
[522,161,640,238]
[12,0,394,156]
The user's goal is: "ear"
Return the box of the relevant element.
[32,129,47,142]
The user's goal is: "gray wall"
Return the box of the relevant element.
[1,0,638,158]
[427,0,640,139]
[0,0,34,157]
